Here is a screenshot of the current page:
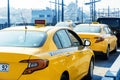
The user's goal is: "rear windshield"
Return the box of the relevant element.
[74,26,101,33]
[55,22,76,28]
[55,22,70,27]
[0,31,47,47]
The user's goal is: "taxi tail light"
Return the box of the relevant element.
[20,59,49,74]
[94,37,104,43]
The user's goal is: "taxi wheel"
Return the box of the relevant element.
[60,74,69,80]
[113,44,117,52]
[104,46,110,60]
[87,60,94,80]
[83,60,94,80]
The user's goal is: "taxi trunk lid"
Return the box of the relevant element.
[0,47,37,80]
[78,33,102,44]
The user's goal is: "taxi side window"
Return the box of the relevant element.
[103,26,112,34]
[103,27,109,34]
[54,30,72,48]
[67,30,82,47]
[107,27,113,34]
[53,34,62,49]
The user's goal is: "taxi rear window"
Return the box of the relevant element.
[0,31,47,47]
[55,22,69,27]
[74,26,101,33]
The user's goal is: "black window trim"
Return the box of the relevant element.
[65,30,75,47]
[53,33,63,49]
[65,29,83,46]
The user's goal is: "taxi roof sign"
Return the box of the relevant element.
[92,22,99,24]
[35,20,46,24]
[35,20,46,28]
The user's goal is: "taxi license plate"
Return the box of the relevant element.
[0,64,9,72]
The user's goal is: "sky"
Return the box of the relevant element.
[0,0,120,11]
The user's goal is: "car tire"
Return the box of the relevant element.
[60,74,69,80]
[104,46,110,60]
[113,44,117,52]
[82,59,94,80]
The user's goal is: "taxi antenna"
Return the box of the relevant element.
[21,12,27,42]
[21,12,27,29]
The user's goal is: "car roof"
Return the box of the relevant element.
[76,23,108,28]
[55,22,73,26]
[1,26,71,32]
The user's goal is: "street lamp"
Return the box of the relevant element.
[85,0,101,22]
[7,0,10,27]
[61,0,64,21]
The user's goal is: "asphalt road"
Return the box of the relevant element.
[93,48,120,80]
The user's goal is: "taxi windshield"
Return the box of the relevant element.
[0,31,47,47]
[74,26,101,33]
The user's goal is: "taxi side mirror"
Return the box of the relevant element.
[113,31,117,35]
[83,40,91,46]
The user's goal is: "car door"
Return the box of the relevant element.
[107,26,117,51]
[54,30,87,80]
[104,26,117,51]
[65,30,92,79]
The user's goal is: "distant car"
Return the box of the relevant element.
[55,21,76,29]
[74,24,117,59]
[0,26,94,80]
[97,17,120,46]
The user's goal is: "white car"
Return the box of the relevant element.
[55,21,76,29]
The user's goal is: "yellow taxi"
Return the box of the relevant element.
[0,26,94,80]
[74,24,117,60]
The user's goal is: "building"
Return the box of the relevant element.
[31,8,55,25]
[97,7,120,18]
[0,16,8,29]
